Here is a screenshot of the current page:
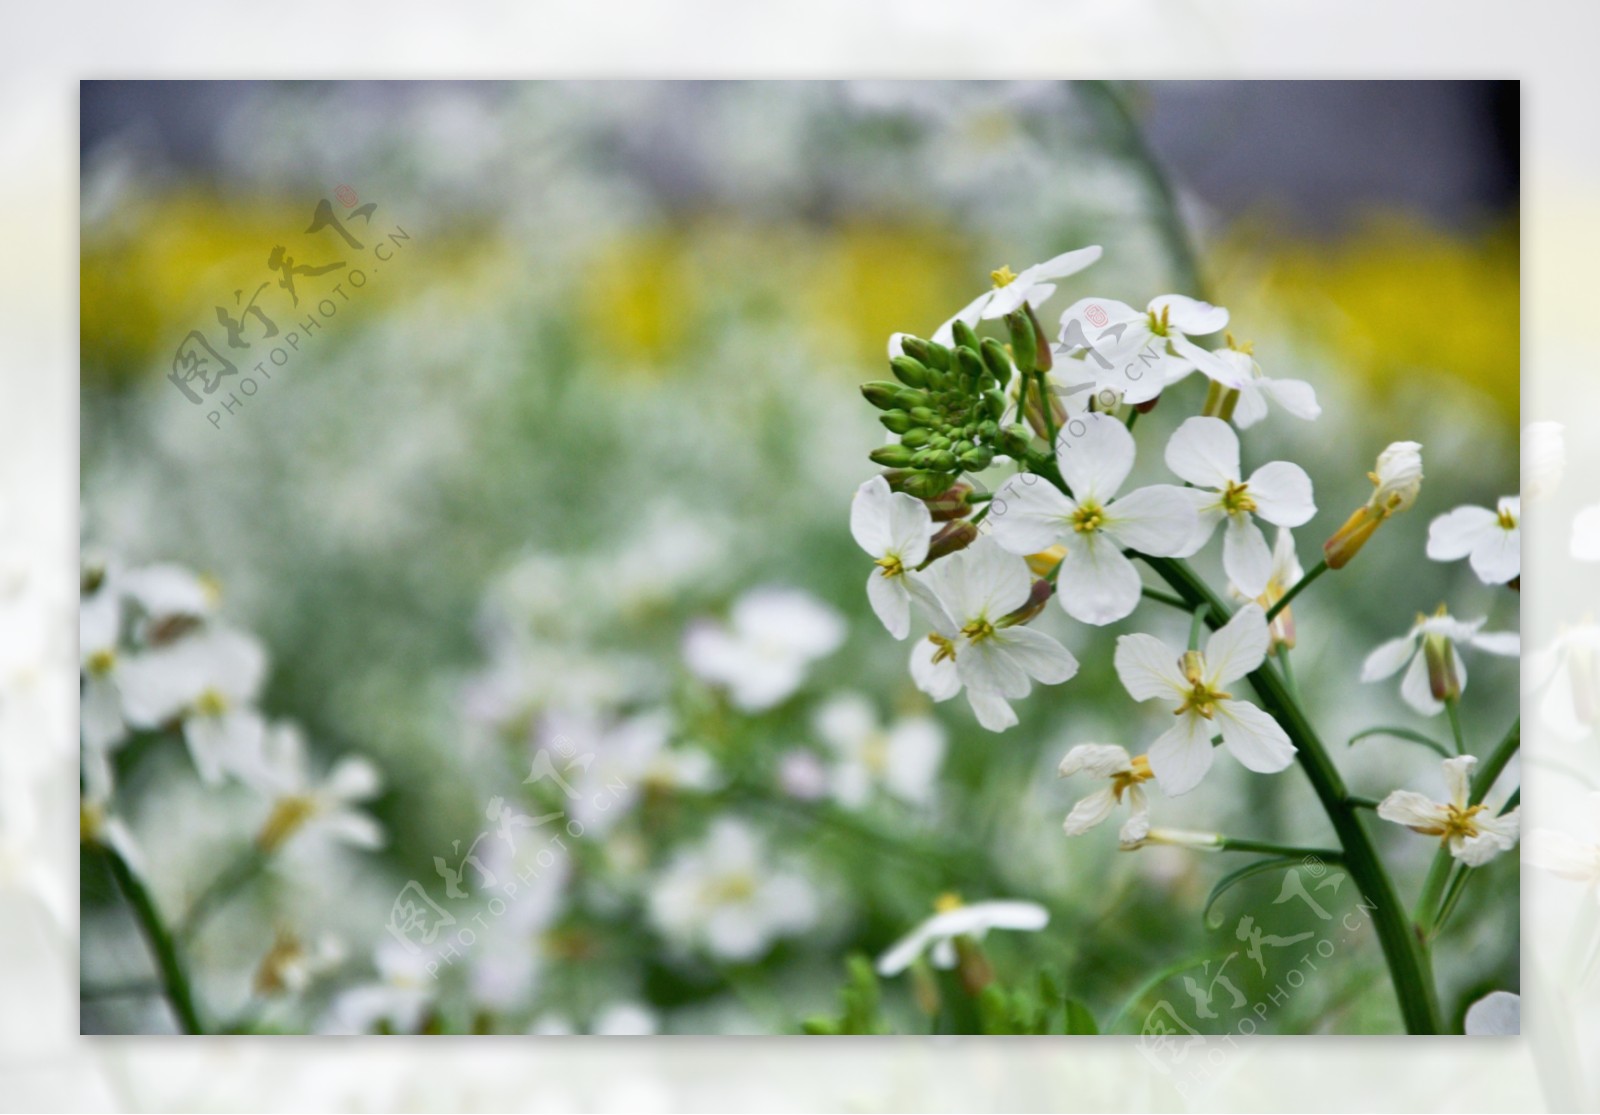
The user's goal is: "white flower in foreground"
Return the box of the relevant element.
[1572,503,1600,562]
[1114,603,1295,795]
[990,413,1197,625]
[683,587,845,711]
[877,895,1048,976]
[1522,421,1563,503]
[647,818,818,962]
[1057,744,1153,844]
[1427,496,1520,585]
[1464,990,1520,1036]
[117,625,268,784]
[242,723,384,854]
[1360,609,1519,716]
[1377,755,1519,867]
[850,475,934,639]
[928,247,1102,344]
[1163,417,1316,597]
[1525,793,1600,900]
[1229,527,1302,650]
[813,692,945,809]
[910,537,1079,732]
[1212,345,1320,429]
[1055,294,1231,404]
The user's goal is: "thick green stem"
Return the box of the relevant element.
[1140,554,1442,1034]
[1444,697,1467,756]
[1218,836,1342,861]
[98,842,204,1034]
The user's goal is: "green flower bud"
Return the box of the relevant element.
[908,406,938,426]
[901,471,950,499]
[922,340,953,372]
[951,319,981,353]
[979,338,1013,385]
[861,381,901,410]
[999,425,1033,457]
[977,420,1000,442]
[869,444,916,468]
[890,355,929,388]
[894,387,931,410]
[955,347,986,385]
[880,410,913,434]
[926,519,979,562]
[925,449,959,472]
[959,445,995,471]
[1004,309,1038,375]
[982,390,1007,421]
[900,427,932,449]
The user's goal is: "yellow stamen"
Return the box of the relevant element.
[934,892,964,914]
[1220,479,1257,516]
[1176,651,1230,719]
[87,648,116,676]
[875,554,906,578]
[1112,755,1154,802]
[928,633,957,664]
[195,687,229,717]
[257,795,317,852]
[961,617,996,644]
[1071,502,1106,534]
[989,265,1018,288]
[1497,506,1517,530]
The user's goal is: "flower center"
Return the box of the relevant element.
[989,265,1018,288]
[928,633,958,663]
[1220,479,1257,515]
[257,794,318,852]
[1411,802,1489,843]
[934,891,964,914]
[1147,304,1172,337]
[862,731,891,775]
[706,872,759,904]
[1497,506,1517,530]
[875,553,906,578]
[194,687,230,717]
[1111,755,1154,801]
[961,617,996,644]
[1070,501,1106,534]
[87,648,116,676]
[1176,651,1230,719]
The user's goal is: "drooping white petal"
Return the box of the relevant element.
[957,638,1031,700]
[1377,790,1450,830]
[1057,533,1141,626]
[1468,529,1520,585]
[1427,505,1498,561]
[1230,382,1271,429]
[1058,412,1137,502]
[1119,787,1152,845]
[1103,485,1199,557]
[1223,516,1275,599]
[887,492,934,567]
[1470,631,1521,656]
[989,474,1074,556]
[319,810,387,849]
[966,686,1018,732]
[1259,377,1321,422]
[1524,829,1600,882]
[1442,755,1477,808]
[1204,603,1270,686]
[867,571,912,640]
[1245,461,1316,527]
[1361,635,1418,682]
[1147,713,1216,796]
[1058,743,1134,779]
[1165,417,1240,490]
[994,625,1079,686]
[909,637,960,701]
[1023,245,1102,285]
[326,756,383,803]
[931,289,991,348]
[1114,633,1188,701]
[1215,699,1295,772]
[1063,786,1117,835]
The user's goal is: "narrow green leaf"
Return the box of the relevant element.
[1203,856,1300,929]
[1063,998,1099,1035]
[1348,726,1453,759]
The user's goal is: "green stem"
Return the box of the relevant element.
[1035,371,1059,452]
[1139,554,1442,1034]
[1266,559,1328,623]
[1443,697,1467,756]
[1124,407,1140,432]
[1276,645,1301,703]
[98,842,204,1033]
[1140,585,1187,611]
[1188,603,1211,651]
[1218,836,1343,861]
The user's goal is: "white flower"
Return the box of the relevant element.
[850,476,934,639]
[118,625,269,784]
[1113,603,1296,795]
[1360,609,1519,717]
[1522,421,1563,503]
[1229,527,1303,650]
[920,247,1101,348]
[1427,496,1520,585]
[909,537,1079,732]
[559,710,718,834]
[1163,417,1316,597]
[1370,441,1425,514]
[647,818,818,962]
[120,562,218,633]
[683,588,845,711]
[241,723,384,853]
[1572,503,1600,562]
[79,582,129,753]
[876,896,1048,976]
[812,693,945,809]
[1464,990,1520,1035]
[1055,294,1231,405]
[1057,744,1153,844]
[1377,755,1520,866]
[1212,346,1320,429]
[989,413,1197,625]
[254,930,346,998]
[1528,624,1600,742]
[1524,793,1600,900]
[320,940,435,1035]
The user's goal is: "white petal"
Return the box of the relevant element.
[958,638,1031,700]
[887,492,934,567]
[966,686,1018,732]
[1426,505,1498,561]
[1058,743,1133,779]
[1470,631,1521,656]
[876,925,936,976]
[1204,603,1270,685]
[1442,755,1477,808]
[1399,651,1444,716]
[1464,991,1520,1036]
[1063,786,1117,835]
[1165,416,1240,490]
[1361,636,1418,682]
[927,537,1032,623]
[910,638,960,701]
[1572,504,1600,561]
[319,809,386,849]
[1524,831,1600,882]
[1150,294,1228,336]
[1215,700,1296,773]
[1024,245,1102,284]
[994,625,1079,686]
[1245,461,1315,527]
[1377,790,1449,830]
[932,290,991,348]
[1114,633,1188,702]
[1147,714,1216,796]
[1119,791,1152,845]
[1058,412,1136,502]
[1230,382,1270,429]
[327,756,383,803]
[867,571,912,640]
[1468,529,1520,585]
[1104,485,1199,557]
[1057,534,1141,625]
[989,474,1074,556]
[1223,517,1275,599]
[1259,377,1321,421]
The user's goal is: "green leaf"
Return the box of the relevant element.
[1202,856,1301,929]
[1348,726,1452,759]
[1062,998,1099,1035]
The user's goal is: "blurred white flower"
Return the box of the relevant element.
[242,723,384,854]
[910,537,1078,732]
[1528,624,1600,741]
[1055,294,1231,405]
[1229,527,1303,651]
[556,710,717,834]
[876,896,1048,976]
[1057,743,1152,843]
[1427,496,1520,585]
[1360,609,1519,717]
[647,818,818,963]
[1377,755,1520,867]
[1522,421,1564,503]
[850,475,934,639]
[1163,417,1316,597]
[776,749,831,801]
[254,929,346,998]
[812,693,945,809]
[320,939,435,1034]
[1114,603,1295,795]
[120,562,217,633]
[1525,794,1600,899]
[683,588,845,711]
[989,413,1196,625]
[1464,990,1520,1035]
[79,582,130,753]
[1212,345,1320,429]
[591,1001,659,1035]
[467,841,570,1014]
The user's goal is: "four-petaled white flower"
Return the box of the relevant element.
[930,247,1103,344]
[1211,345,1321,429]
[850,475,935,639]
[1056,294,1232,405]
[910,537,1079,732]
[875,896,1049,977]
[683,587,845,711]
[1427,496,1520,585]
[1360,609,1519,717]
[812,693,945,809]
[1057,743,1153,844]
[1525,793,1600,900]
[1163,417,1316,598]
[242,722,385,854]
[990,413,1197,625]
[1114,603,1296,795]
[1377,755,1520,866]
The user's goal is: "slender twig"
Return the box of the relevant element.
[1218,837,1343,861]
[1188,602,1211,651]
[1140,585,1187,612]
[98,843,204,1033]
[1266,560,1328,624]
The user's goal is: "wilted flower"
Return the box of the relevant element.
[1163,416,1316,597]
[812,693,945,809]
[1057,744,1152,843]
[1360,608,1519,716]
[1377,755,1520,866]
[1113,604,1296,795]
[875,895,1048,977]
[850,475,935,639]
[1427,496,1520,585]
[989,413,1197,625]
[683,588,845,711]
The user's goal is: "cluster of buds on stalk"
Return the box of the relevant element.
[1324,441,1424,568]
